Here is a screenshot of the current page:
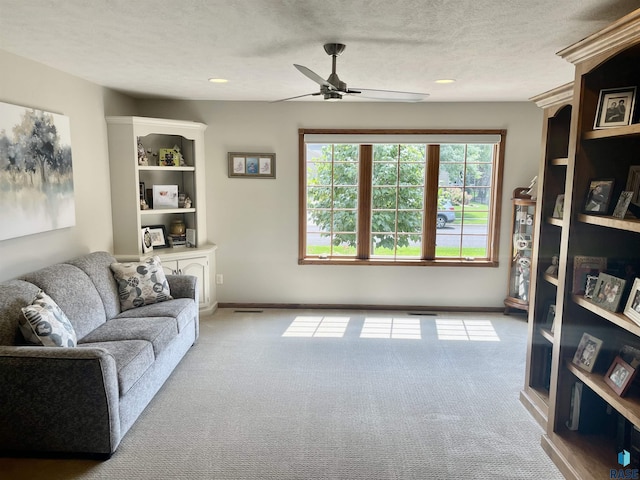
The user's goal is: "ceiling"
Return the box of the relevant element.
[0,0,638,103]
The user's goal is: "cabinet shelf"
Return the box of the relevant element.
[138,165,195,172]
[583,123,640,140]
[567,361,640,427]
[550,157,569,166]
[573,294,640,337]
[140,208,196,215]
[542,429,613,480]
[578,213,640,233]
[543,273,559,286]
[547,217,563,227]
[540,327,554,343]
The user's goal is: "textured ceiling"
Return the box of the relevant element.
[0,0,638,102]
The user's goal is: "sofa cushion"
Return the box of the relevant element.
[79,317,177,357]
[20,291,77,347]
[21,263,107,340]
[110,256,172,312]
[65,252,121,320]
[78,340,154,396]
[114,298,196,333]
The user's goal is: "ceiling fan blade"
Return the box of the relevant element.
[271,92,321,103]
[294,64,338,90]
[348,88,429,102]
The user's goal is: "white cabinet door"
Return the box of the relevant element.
[161,259,179,276]
[177,256,210,308]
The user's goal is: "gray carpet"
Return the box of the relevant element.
[1,309,563,480]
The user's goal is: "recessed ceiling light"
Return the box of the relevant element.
[208,78,228,83]
[435,79,456,84]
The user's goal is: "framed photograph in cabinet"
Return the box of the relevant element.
[572,256,607,294]
[145,225,170,249]
[228,152,276,178]
[545,303,556,333]
[152,185,179,209]
[593,86,636,129]
[604,356,637,397]
[552,194,564,219]
[624,278,640,325]
[583,179,614,214]
[612,191,634,218]
[592,273,626,312]
[572,332,603,373]
[625,165,640,207]
[584,274,599,299]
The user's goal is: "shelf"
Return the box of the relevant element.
[520,386,549,428]
[138,165,195,172]
[140,208,196,215]
[583,123,640,140]
[573,294,640,337]
[542,429,614,480]
[547,217,563,227]
[578,213,640,233]
[550,157,569,166]
[540,327,555,343]
[543,273,559,286]
[567,361,640,427]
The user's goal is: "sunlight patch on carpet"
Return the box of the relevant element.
[282,316,350,337]
[360,317,422,339]
[436,319,500,341]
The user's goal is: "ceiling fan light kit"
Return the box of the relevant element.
[277,43,429,103]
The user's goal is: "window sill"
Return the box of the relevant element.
[299,258,498,267]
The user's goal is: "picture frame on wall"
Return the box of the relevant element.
[572,332,603,373]
[228,152,276,178]
[604,356,637,397]
[593,86,636,129]
[583,179,614,214]
[624,278,640,326]
[145,224,170,249]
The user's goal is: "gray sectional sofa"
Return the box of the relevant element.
[0,251,199,458]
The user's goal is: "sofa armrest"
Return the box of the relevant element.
[0,345,121,456]
[166,274,198,304]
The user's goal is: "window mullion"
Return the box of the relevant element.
[422,144,439,259]
[357,144,372,259]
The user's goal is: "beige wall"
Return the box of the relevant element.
[0,49,543,308]
[0,51,135,281]
[138,100,543,308]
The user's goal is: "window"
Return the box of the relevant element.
[299,129,506,266]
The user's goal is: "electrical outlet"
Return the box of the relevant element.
[215,274,223,285]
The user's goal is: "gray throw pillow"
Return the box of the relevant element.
[20,291,77,347]
[110,256,172,311]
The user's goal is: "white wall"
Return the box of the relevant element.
[138,100,543,308]
[0,51,135,281]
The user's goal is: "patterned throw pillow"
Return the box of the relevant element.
[20,291,77,347]
[110,256,173,311]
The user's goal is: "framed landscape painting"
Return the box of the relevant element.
[0,101,75,240]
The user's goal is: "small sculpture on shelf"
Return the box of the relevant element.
[172,145,185,166]
[137,139,148,166]
[545,255,559,276]
[183,196,192,209]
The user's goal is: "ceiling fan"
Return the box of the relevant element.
[277,43,429,102]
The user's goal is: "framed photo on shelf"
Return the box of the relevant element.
[593,86,636,129]
[228,152,276,178]
[592,273,626,312]
[604,356,637,397]
[612,191,634,219]
[572,332,603,373]
[546,303,556,333]
[626,165,640,208]
[624,278,640,326]
[145,225,170,249]
[584,274,599,299]
[552,194,564,219]
[141,227,153,254]
[152,185,179,209]
[583,179,615,214]
[572,255,607,294]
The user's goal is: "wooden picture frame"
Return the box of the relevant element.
[572,332,603,373]
[626,165,640,208]
[145,224,170,249]
[604,356,637,396]
[612,191,634,219]
[228,152,276,178]
[591,273,626,312]
[593,86,636,129]
[572,256,607,294]
[624,278,640,326]
[583,179,614,214]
